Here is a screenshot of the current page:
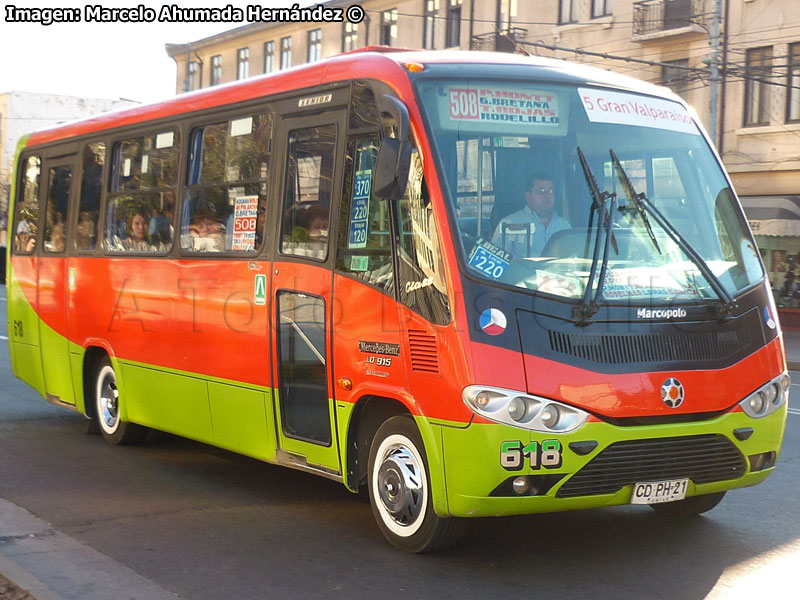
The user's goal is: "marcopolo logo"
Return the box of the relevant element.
[636,308,687,320]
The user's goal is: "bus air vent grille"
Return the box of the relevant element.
[548,329,747,365]
[408,330,439,374]
[556,434,746,498]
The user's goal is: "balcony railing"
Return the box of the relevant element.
[633,0,705,36]
[471,28,528,53]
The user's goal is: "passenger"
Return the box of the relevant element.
[492,172,570,257]
[123,211,151,252]
[149,211,172,250]
[15,219,36,253]
[189,212,224,251]
[307,205,329,242]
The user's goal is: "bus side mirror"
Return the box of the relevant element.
[373,94,412,200]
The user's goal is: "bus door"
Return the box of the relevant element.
[37,155,77,405]
[270,111,346,476]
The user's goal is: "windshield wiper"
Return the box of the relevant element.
[577,146,618,255]
[575,146,618,323]
[609,149,737,318]
[576,193,618,324]
[609,149,661,255]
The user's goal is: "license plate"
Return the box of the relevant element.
[630,478,689,504]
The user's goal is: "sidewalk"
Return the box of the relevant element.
[0,499,178,600]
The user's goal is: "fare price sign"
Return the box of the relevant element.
[348,170,371,249]
[232,195,259,251]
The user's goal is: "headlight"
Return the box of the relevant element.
[463,386,589,433]
[740,373,790,418]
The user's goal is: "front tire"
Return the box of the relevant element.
[367,415,463,552]
[95,357,146,445]
[649,491,726,517]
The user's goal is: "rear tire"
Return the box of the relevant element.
[368,415,463,552]
[649,491,726,517]
[94,357,146,445]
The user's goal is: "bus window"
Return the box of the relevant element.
[104,130,179,254]
[335,137,394,292]
[43,165,72,253]
[396,149,450,325]
[13,156,41,255]
[280,124,337,260]
[77,142,105,252]
[181,113,272,253]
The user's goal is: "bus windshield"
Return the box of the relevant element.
[416,78,764,305]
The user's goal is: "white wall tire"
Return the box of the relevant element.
[94,357,145,445]
[367,416,463,552]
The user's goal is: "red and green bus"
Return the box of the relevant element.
[7,48,788,552]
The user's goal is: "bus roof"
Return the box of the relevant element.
[25,48,673,148]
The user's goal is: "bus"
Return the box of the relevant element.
[7,48,788,553]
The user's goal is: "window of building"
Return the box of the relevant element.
[105,130,180,254]
[210,55,222,86]
[787,43,800,123]
[446,0,462,47]
[744,46,772,127]
[264,41,274,73]
[497,0,517,30]
[280,36,292,69]
[76,141,105,252]
[280,124,337,261]
[237,47,249,80]
[181,113,273,254]
[559,0,580,24]
[308,29,322,62]
[12,156,41,255]
[661,59,690,99]
[592,0,612,18]
[187,61,197,91]
[381,9,398,46]
[343,21,358,52]
[424,0,439,50]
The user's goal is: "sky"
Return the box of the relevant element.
[0,0,317,104]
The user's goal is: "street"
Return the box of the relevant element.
[0,282,799,600]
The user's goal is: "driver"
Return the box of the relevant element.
[492,172,570,257]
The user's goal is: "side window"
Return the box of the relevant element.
[335,137,394,292]
[396,148,450,325]
[105,130,179,254]
[181,113,272,253]
[12,156,41,255]
[77,141,105,251]
[43,165,72,253]
[280,124,337,260]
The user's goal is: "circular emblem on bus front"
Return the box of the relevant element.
[661,378,684,408]
[479,308,507,336]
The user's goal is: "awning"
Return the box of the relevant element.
[740,195,800,237]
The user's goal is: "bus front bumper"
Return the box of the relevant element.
[436,407,787,518]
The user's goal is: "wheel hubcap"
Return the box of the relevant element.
[377,445,424,527]
[99,375,119,429]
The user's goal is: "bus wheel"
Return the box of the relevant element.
[368,416,463,552]
[95,357,145,445]
[649,491,726,517]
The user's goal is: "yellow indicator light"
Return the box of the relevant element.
[405,62,425,73]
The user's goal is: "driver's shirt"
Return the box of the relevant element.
[491,206,570,257]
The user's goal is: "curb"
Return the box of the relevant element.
[0,499,179,600]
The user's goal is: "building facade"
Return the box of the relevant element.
[166,0,800,316]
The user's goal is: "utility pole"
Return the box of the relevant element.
[708,0,723,148]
